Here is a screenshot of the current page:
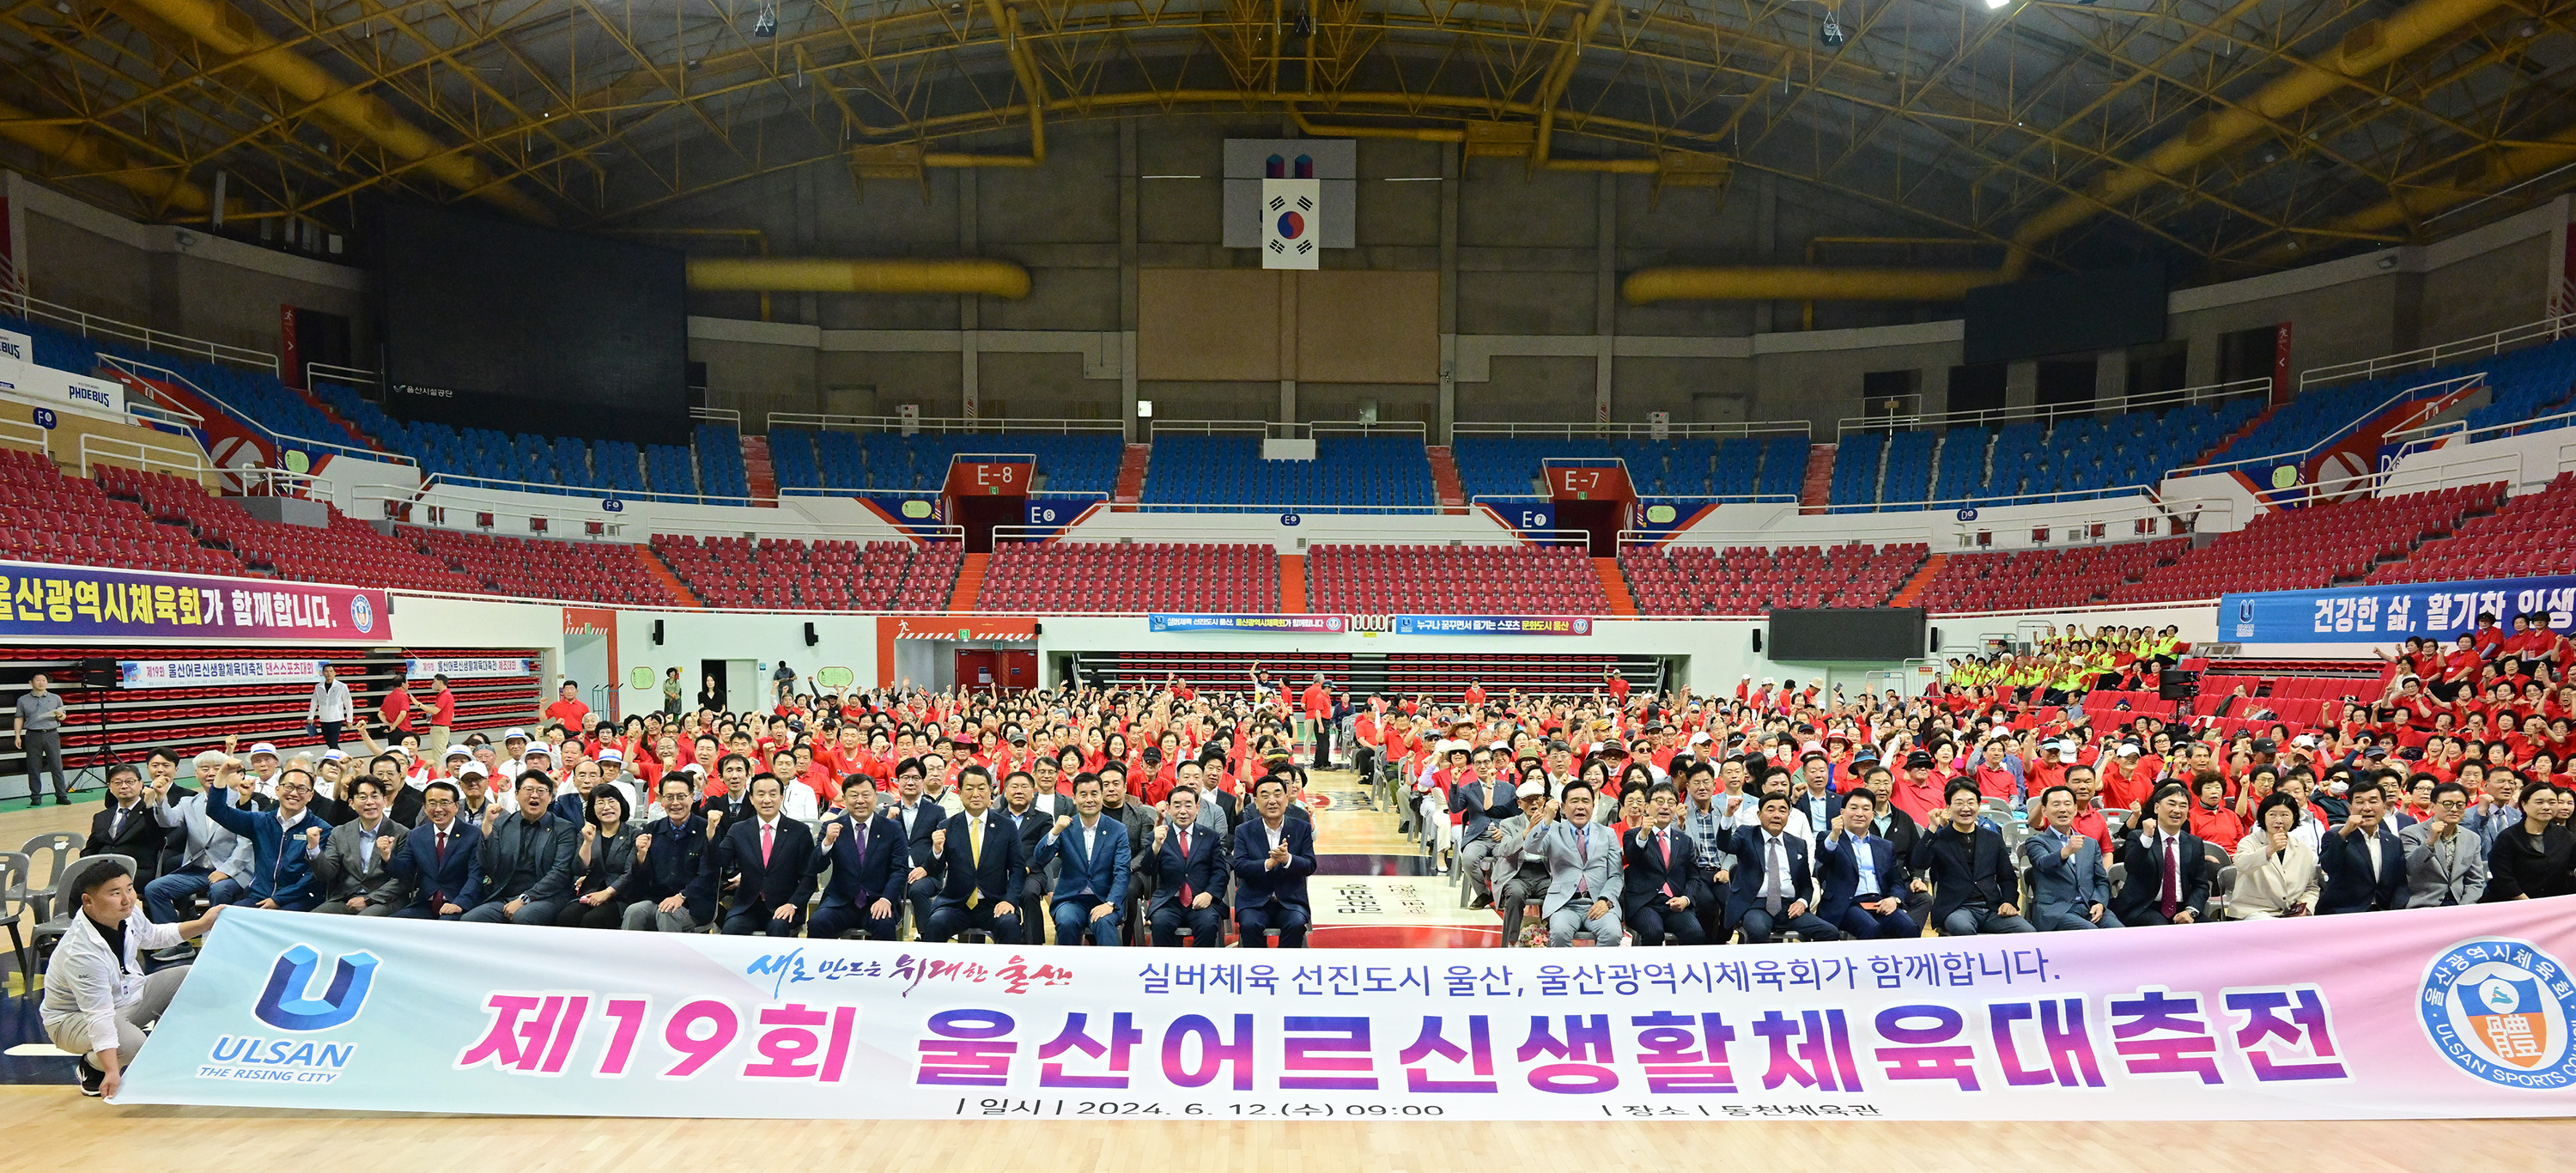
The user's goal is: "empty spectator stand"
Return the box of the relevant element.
[2077,659,2383,740]
[1064,649,1662,702]
[2108,484,2497,603]
[0,646,541,786]
[1616,543,1928,615]
[765,420,1125,497]
[2371,471,2576,584]
[312,381,730,504]
[401,527,693,606]
[1306,544,1608,616]
[975,542,1278,613]
[650,535,963,611]
[1140,428,1436,512]
[1914,538,2189,612]
[16,458,242,577]
[2258,321,2576,460]
[173,497,484,594]
[1850,390,2265,511]
[1449,422,1810,509]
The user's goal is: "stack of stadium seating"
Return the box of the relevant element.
[2366,472,2576,584]
[695,423,751,501]
[401,526,692,606]
[769,428,1123,496]
[313,382,703,501]
[1453,434,1805,502]
[1914,539,2189,612]
[2457,338,2576,434]
[1825,430,1884,512]
[1306,543,1609,614]
[2109,484,2498,602]
[651,536,961,610]
[2197,336,2576,466]
[1875,430,1935,509]
[1866,400,2263,510]
[183,501,483,593]
[1142,435,1435,512]
[15,455,241,575]
[1617,542,1928,614]
[975,542,1277,613]
[1929,427,1990,501]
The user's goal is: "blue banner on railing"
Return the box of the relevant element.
[1147,614,1348,634]
[1394,615,1595,636]
[2220,574,2576,644]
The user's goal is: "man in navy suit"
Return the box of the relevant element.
[1230,774,1315,947]
[1814,788,1918,939]
[808,775,906,940]
[388,781,482,920]
[1033,774,1132,945]
[1725,792,1841,943]
[623,775,715,932]
[2111,784,2215,926]
[1447,750,1521,907]
[2316,777,2407,915]
[923,772,1026,943]
[1147,784,1229,946]
[1916,780,2036,935]
[690,773,818,936]
[884,758,947,935]
[2023,785,2119,930]
[1619,783,1706,945]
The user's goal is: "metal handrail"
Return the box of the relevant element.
[235,467,337,500]
[98,353,411,466]
[647,519,966,544]
[2300,309,2576,391]
[1468,491,1803,505]
[77,432,205,479]
[764,411,1124,435]
[2191,372,2481,477]
[0,287,280,374]
[1143,419,1275,438]
[2388,400,2576,459]
[1451,419,1813,441]
[1838,376,2272,435]
[416,471,750,507]
[0,418,47,459]
[2269,452,2518,508]
[690,405,743,425]
[1122,501,1446,514]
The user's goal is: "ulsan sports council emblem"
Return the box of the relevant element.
[349,593,375,634]
[2420,938,2576,1088]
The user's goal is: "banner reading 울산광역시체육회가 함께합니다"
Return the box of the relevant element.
[112,899,2576,1120]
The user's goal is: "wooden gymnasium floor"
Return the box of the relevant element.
[2,771,2570,1165]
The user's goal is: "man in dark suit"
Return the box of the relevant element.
[1814,788,1918,939]
[690,773,818,936]
[1725,792,1842,943]
[1230,774,1315,947]
[1147,785,1229,946]
[388,781,483,919]
[997,769,1061,944]
[312,776,408,915]
[885,758,945,934]
[1448,751,1521,907]
[82,764,165,884]
[625,775,716,932]
[922,771,1026,943]
[1033,773,1132,945]
[808,775,906,940]
[1620,782,1706,945]
[2111,784,2215,926]
[2024,785,2119,930]
[2316,776,2407,915]
[1912,780,2035,935]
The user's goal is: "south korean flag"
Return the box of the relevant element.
[1261,178,1321,270]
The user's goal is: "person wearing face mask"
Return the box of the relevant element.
[312,776,410,915]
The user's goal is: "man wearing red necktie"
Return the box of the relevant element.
[1619,782,1708,945]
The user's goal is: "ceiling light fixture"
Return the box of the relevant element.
[753,5,777,36]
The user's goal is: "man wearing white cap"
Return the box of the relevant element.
[1489,779,1554,945]
[498,729,532,779]
[243,743,283,799]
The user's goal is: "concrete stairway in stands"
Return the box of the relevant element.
[1887,552,1945,607]
[2190,403,2281,467]
[1426,446,1467,514]
[949,552,987,611]
[741,435,778,506]
[636,544,707,607]
[1280,554,1308,612]
[289,384,387,453]
[1112,442,1151,511]
[1798,444,1836,515]
[1593,557,1637,616]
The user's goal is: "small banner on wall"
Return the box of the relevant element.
[113,901,2576,1120]
[1394,615,1593,636]
[118,659,324,689]
[0,561,389,642]
[1149,614,1347,634]
[405,657,536,680]
[2220,574,2576,644]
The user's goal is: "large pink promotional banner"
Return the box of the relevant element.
[117,898,2576,1120]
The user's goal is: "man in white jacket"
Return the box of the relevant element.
[41,859,223,1097]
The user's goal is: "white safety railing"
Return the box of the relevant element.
[2300,310,2576,391]
[2388,400,2576,461]
[690,405,743,426]
[2193,372,2482,479]
[0,417,49,460]
[1453,419,1812,441]
[764,412,1123,435]
[2282,452,2521,509]
[305,363,380,396]
[0,287,280,374]
[1838,377,2272,435]
[99,354,410,467]
[414,471,751,508]
[235,466,338,501]
[78,432,206,480]
[1124,501,1446,515]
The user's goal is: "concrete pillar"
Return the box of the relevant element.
[1753,172,1777,335]
[958,168,979,420]
[2095,349,2129,413]
[793,163,818,326]
[1437,141,1459,444]
[1119,119,1139,441]
[1279,269,1299,423]
[1595,171,1615,424]
[1920,362,1953,417]
[2004,359,2038,410]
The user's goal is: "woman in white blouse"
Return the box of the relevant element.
[2231,792,2321,918]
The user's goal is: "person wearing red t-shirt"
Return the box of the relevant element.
[1462,681,1486,708]
[2470,613,2508,661]
[421,674,457,754]
[543,681,591,732]
[1604,670,1631,705]
[379,680,419,742]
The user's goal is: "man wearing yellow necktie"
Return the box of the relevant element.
[923,769,1025,943]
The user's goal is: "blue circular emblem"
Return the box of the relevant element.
[2419,938,2576,1088]
[349,593,376,635]
[1280,513,1302,526]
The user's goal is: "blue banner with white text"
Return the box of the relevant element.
[2219,574,2576,645]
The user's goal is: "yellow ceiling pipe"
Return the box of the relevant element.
[1528,0,1620,176]
[923,0,1047,167]
[1286,106,1465,142]
[2252,122,2576,264]
[0,98,224,216]
[684,257,1031,299]
[120,0,553,223]
[1624,265,2008,305]
[2009,0,2506,258]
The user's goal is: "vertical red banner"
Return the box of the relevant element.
[279,304,304,389]
[2271,320,2293,405]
